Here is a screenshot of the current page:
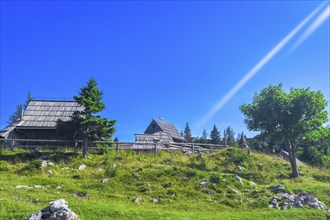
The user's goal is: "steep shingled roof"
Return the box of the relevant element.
[18,100,84,128]
[144,119,185,142]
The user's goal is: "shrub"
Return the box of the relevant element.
[0,161,10,171]
[105,167,117,178]
[210,172,222,183]
[16,159,42,176]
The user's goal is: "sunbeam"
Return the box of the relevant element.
[288,5,329,54]
[193,1,328,132]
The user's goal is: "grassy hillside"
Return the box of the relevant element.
[0,147,329,219]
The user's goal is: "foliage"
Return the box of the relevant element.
[7,91,33,124]
[183,122,192,142]
[57,78,116,158]
[210,124,221,144]
[8,104,23,124]
[240,84,328,177]
[0,148,329,219]
[224,126,235,146]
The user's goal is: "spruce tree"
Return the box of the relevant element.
[57,78,116,158]
[210,124,221,144]
[8,91,33,124]
[184,122,192,142]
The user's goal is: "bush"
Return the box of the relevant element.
[105,167,117,177]
[16,159,42,176]
[210,172,222,183]
[0,161,10,171]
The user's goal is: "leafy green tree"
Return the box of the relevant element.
[8,91,33,124]
[210,124,221,145]
[184,122,192,142]
[240,84,328,177]
[57,78,116,158]
[224,126,235,146]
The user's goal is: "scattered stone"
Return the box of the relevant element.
[252,190,258,195]
[183,177,190,182]
[113,163,117,168]
[102,178,110,183]
[152,198,159,203]
[132,172,139,177]
[62,167,69,170]
[34,185,44,189]
[136,167,143,172]
[55,185,62,190]
[269,185,286,193]
[40,160,48,169]
[243,189,250,192]
[269,191,328,211]
[227,186,239,194]
[71,169,78,172]
[237,165,246,171]
[257,163,263,170]
[47,170,53,175]
[15,185,33,189]
[47,162,55,166]
[200,179,209,185]
[248,181,256,186]
[24,199,78,220]
[78,164,86,171]
[32,198,39,203]
[307,177,313,181]
[235,174,243,184]
[133,197,143,203]
[71,192,89,198]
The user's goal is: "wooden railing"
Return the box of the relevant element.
[0,138,225,154]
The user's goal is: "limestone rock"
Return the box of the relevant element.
[235,174,243,184]
[102,178,110,183]
[78,164,86,171]
[152,198,159,203]
[133,197,143,203]
[24,199,78,220]
[40,160,48,169]
[269,185,286,193]
[227,185,239,194]
[237,165,246,171]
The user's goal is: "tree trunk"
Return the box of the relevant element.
[83,137,88,159]
[288,141,299,178]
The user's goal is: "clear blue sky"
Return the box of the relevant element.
[1,1,329,141]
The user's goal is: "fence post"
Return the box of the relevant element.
[116,142,119,155]
[154,143,157,155]
[11,139,16,150]
[192,144,194,155]
[74,140,78,153]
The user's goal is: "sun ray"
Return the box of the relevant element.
[193,1,328,132]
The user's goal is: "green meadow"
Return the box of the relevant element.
[0,148,329,219]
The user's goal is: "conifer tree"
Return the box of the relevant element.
[184,122,192,142]
[210,124,221,144]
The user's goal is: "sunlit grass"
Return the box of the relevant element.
[0,148,329,219]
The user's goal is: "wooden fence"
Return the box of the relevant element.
[0,138,225,154]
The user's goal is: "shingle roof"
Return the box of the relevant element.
[18,100,84,128]
[146,119,185,141]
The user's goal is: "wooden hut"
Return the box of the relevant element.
[0,100,83,140]
[133,118,185,149]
